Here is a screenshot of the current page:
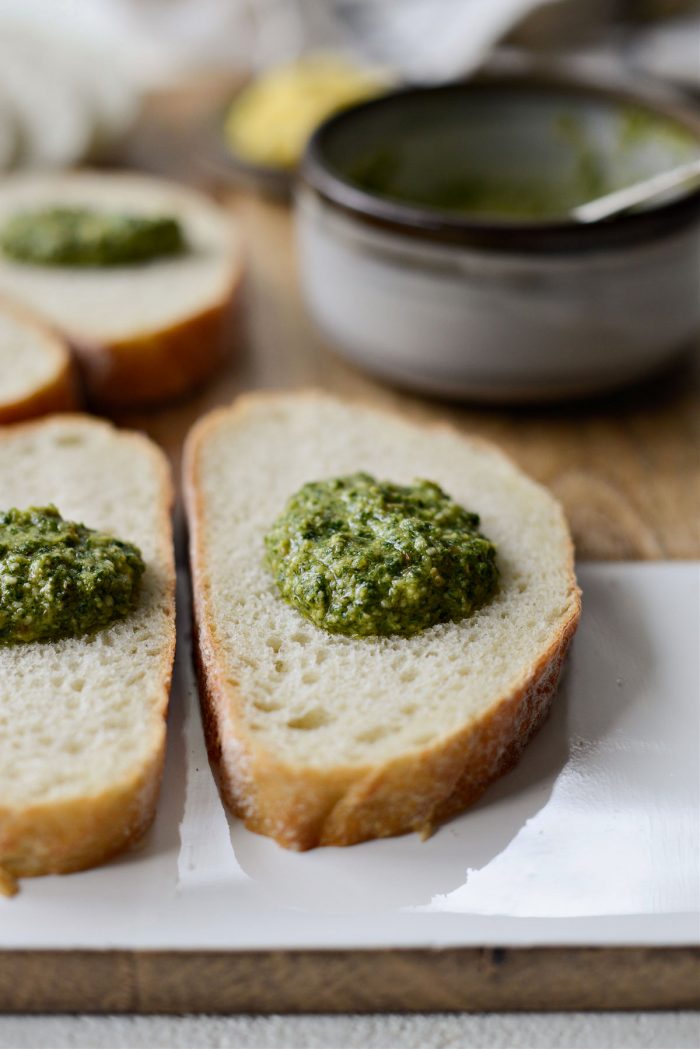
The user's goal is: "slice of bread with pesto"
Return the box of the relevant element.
[0,415,175,890]
[184,392,581,850]
[0,171,242,407]
[0,298,77,424]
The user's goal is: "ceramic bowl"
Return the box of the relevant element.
[296,76,700,402]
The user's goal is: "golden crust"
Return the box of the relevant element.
[0,356,78,425]
[184,390,582,850]
[0,752,165,878]
[0,414,176,880]
[0,299,80,424]
[0,171,244,411]
[71,270,242,409]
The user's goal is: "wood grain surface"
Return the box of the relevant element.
[1,948,699,1014]
[3,79,699,1016]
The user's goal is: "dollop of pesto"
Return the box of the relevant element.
[0,207,186,267]
[264,473,498,638]
[0,506,145,644]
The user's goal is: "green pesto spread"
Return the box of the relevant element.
[0,505,145,644]
[264,473,498,638]
[0,207,186,267]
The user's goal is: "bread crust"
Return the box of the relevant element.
[184,390,582,850]
[0,752,165,879]
[0,299,79,424]
[71,269,242,409]
[0,415,176,880]
[0,171,244,409]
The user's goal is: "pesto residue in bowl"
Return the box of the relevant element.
[0,207,186,267]
[348,153,579,219]
[338,102,700,221]
[264,473,498,639]
[0,505,145,644]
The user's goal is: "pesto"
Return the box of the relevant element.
[349,147,590,219]
[0,207,186,267]
[0,506,145,644]
[617,104,698,155]
[264,473,498,638]
[347,107,699,220]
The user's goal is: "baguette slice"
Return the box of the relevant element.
[184,392,581,850]
[0,171,243,407]
[0,415,175,884]
[0,299,78,424]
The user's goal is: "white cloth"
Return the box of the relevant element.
[0,0,555,85]
[1,1013,699,1049]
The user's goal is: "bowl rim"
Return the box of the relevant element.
[301,72,700,253]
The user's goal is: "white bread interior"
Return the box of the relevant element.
[185,392,581,848]
[0,415,175,880]
[0,300,74,419]
[0,171,240,343]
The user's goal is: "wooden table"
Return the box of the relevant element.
[116,186,699,562]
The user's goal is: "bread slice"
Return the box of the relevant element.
[0,171,243,407]
[0,415,175,886]
[0,299,77,424]
[184,392,581,850]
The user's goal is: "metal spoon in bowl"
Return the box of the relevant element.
[571,156,700,223]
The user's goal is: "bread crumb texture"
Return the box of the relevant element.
[195,396,578,763]
[0,415,174,876]
[187,394,580,847]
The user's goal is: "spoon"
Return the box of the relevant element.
[571,156,700,223]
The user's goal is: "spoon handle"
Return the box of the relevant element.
[572,156,700,223]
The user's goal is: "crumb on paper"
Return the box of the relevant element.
[418,821,435,843]
[0,866,18,898]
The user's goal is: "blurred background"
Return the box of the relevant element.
[0,0,698,418]
[0,0,698,176]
